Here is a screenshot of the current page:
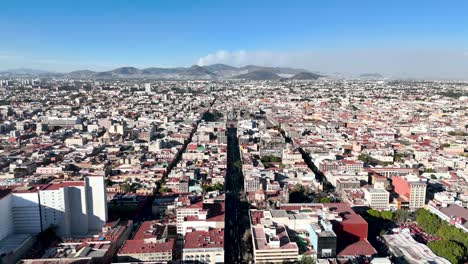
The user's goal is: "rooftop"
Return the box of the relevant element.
[184,228,224,249]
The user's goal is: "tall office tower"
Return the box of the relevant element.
[85,176,108,231]
[145,83,151,93]
[393,175,427,209]
[0,176,108,238]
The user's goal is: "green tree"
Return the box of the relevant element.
[366,209,381,218]
[416,209,441,235]
[319,197,331,203]
[233,160,242,170]
[121,182,133,193]
[380,211,393,221]
[299,255,316,264]
[158,187,171,193]
[427,240,465,264]
[358,154,368,162]
[289,184,312,203]
[393,209,411,224]
[105,178,114,186]
[436,222,468,249]
[213,182,224,191]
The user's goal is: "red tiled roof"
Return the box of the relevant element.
[119,239,174,254]
[184,228,224,249]
[43,181,84,190]
[324,203,367,224]
[337,240,376,256]
[132,221,166,240]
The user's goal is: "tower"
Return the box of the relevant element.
[85,176,108,231]
[145,83,151,93]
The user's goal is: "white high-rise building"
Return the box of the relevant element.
[85,176,108,231]
[364,188,390,210]
[145,83,151,93]
[409,181,427,209]
[0,176,108,239]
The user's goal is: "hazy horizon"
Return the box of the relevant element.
[1,0,468,79]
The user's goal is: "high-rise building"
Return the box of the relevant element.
[145,83,151,93]
[85,176,108,231]
[392,175,427,209]
[0,176,108,238]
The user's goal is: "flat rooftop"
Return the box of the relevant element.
[0,234,33,255]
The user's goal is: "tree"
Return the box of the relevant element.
[436,222,468,249]
[105,178,114,186]
[416,209,441,235]
[366,209,381,218]
[393,152,405,162]
[319,197,331,203]
[427,240,465,264]
[424,168,436,173]
[358,154,368,162]
[289,184,312,203]
[121,182,133,193]
[233,160,242,170]
[158,187,171,193]
[213,182,224,191]
[299,255,316,264]
[380,210,393,221]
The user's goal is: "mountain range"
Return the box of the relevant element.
[0,64,324,80]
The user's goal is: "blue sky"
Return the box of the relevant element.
[1,0,468,78]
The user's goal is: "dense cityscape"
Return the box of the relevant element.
[0,76,466,264]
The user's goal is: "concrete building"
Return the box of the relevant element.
[364,188,390,210]
[0,176,108,238]
[428,202,468,232]
[309,220,337,258]
[392,175,427,209]
[250,210,299,263]
[182,228,224,264]
[118,221,175,263]
[145,83,151,93]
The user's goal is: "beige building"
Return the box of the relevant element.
[364,188,390,210]
[250,210,299,263]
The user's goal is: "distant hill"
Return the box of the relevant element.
[233,70,282,80]
[290,72,323,80]
[184,65,216,77]
[0,64,318,80]
[67,70,97,79]
[111,67,141,75]
[202,64,238,72]
[141,67,178,75]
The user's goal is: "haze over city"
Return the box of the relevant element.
[0,1,467,264]
[1,0,468,79]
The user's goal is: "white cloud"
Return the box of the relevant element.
[196,49,468,79]
[197,50,304,67]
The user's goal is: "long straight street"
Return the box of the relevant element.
[225,126,246,263]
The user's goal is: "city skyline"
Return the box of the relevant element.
[1,0,468,79]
